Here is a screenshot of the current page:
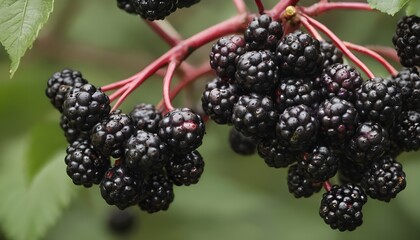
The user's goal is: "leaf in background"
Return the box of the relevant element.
[367,0,409,15]
[0,136,77,240]
[0,0,54,78]
[406,0,420,17]
[24,120,66,182]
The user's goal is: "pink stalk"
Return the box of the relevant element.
[255,0,265,14]
[233,0,247,14]
[145,20,182,47]
[269,0,300,20]
[163,61,179,111]
[299,15,323,40]
[302,14,375,79]
[344,41,398,77]
[303,2,373,16]
[323,181,332,192]
[366,45,400,63]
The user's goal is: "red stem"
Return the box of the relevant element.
[269,0,300,20]
[344,41,398,77]
[366,45,400,63]
[303,2,373,16]
[302,14,375,79]
[232,0,247,14]
[109,84,129,103]
[101,77,135,92]
[323,181,332,192]
[299,15,323,40]
[163,61,179,111]
[255,0,265,14]
[145,20,182,47]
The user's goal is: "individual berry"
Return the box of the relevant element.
[345,122,389,165]
[232,93,277,139]
[392,15,420,67]
[91,110,135,158]
[125,130,169,174]
[158,108,205,154]
[107,209,137,235]
[275,30,324,77]
[361,155,406,202]
[319,41,343,68]
[355,77,402,128]
[244,14,284,52]
[392,110,420,151]
[45,68,88,112]
[235,50,279,94]
[117,0,136,14]
[201,78,241,124]
[131,0,177,21]
[100,164,141,210]
[287,164,322,198]
[62,84,111,132]
[318,63,363,102]
[316,97,359,144]
[391,68,420,111]
[229,127,256,155]
[276,104,318,151]
[298,145,339,182]
[129,103,163,133]
[275,76,320,112]
[166,150,204,186]
[319,184,367,231]
[65,139,110,187]
[176,0,200,8]
[60,115,90,143]
[257,138,296,168]
[209,35,246,81]
[138,173,174,213]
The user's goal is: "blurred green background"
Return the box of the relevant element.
[0,0,419,239]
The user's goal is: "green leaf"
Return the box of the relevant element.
[24,120,66,182]
[367,0,409,15]
[0,136,77,240]
[0,0,54,78]
[406,0,420,16]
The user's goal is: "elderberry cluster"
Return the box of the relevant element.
[46,69,205,213]
[116,0,200,21]
[205,13,419,231]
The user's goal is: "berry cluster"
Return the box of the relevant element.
[46,69,205,212]
[205,13,418,231]
[116,0,200,20]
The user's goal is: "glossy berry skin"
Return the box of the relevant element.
[229,127,256,156]
[287,164,322,198]
[298,145,339,182]
[62,84,111,132]
[117,0,136,14]
[345,122,389,166]
[319,184,367,231]
[338,158,365,185]
[125,130,169,174]
[91,110,135,158]
[244,14,283,52]
[275,30,324,77]
[392,15,420,67]
[361,155,406,202]
[100,165,141,210]
[65,140,110,187]
[131,0,177,21]
[60,115,90,144]
[319,41,343,68]
[355,78,402,128]
[209,35,246,81]
[46,68,88,112]
[232,93,277,139]
[176,0,200,8]
[138,173,174,213]
[166,150,204,186]
[276,104,318,151]
[235,50,279,94]
[316,97,359,144]
[158,108,205,154]
[257,138,296,168]
[275,76,320,112]
[318,63,363,103]
[391,68,420,111]
[392,110,420,151]
[129,103,163,133]
[201,78,241,124]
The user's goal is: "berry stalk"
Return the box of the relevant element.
[254,0,265,14]
[145,20,182,47]
[323,181,332,192]
[366,45,400,63]
[303,2,373,16]
[163,60,179,111]
[232,0,247,14]
[299,15,323,40]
